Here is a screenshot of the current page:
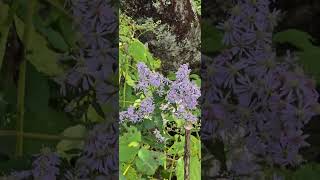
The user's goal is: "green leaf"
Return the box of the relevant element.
[120,126,141,162]
[14,16,64,76]
[85,105,105,122]
[274,29,320,83]
[135,147,165,176]
[0,2,10,70]
[58,17,77,47]
[202,20,224,53]
[23,62,73,155]
[274,29,314,50]
[120,162,140,180]
[297,48,320,82]
[42,28,69,51]
[292,163,320,180]
[56,124,87,159]
[176,156,201,180]
[128,38,148,62]
[43,0,72,19]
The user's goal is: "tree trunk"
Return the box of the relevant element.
[121,0,200,73]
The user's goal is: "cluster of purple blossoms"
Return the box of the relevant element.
[57,0,118,105]
[120,97,155,123]
[121,62,200,124]
[10,148,61,180]
[73,122,118,179]
[31,148,61,180]
[136,62,170,95]
[167,64,201,122]
[202,0,319,177]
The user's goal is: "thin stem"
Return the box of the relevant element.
[123,154,137,176]
[15,0,36,157]
[0,130,84,141]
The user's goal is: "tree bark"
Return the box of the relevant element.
[121,0,200,73]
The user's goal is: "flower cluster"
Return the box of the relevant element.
[32,148,61,180]
[119,97,155,123]
[167,64,201,122]
[202,0,319,177]
[120,62,200,124]
[10,147,61,180]
[136,62,170,95]
[75,122,118,178]
[153,129,167,143]
[56,0,118,105]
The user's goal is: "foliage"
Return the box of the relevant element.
[119,11,201,179]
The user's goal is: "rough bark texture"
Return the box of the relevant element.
[121,0,200,73]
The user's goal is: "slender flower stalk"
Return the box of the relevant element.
[16,0,37,157]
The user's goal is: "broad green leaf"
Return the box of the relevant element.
[14,16,64,76]
[120,126,141,162]
[292,163,320,180]
[42,28,69,51]
[202,20,224,53]
[58,17,77,47]
[176,156,201,180]
[297,48,320,82]
[128,38,147,62]
[43,0,72,19]
[85,105,105,122]
[274,29,314,50]
[135,147,165,175]
[274,29,320,83]
[120,163,140,180]
[56,124,87,159]
[0,2,10,70]
[23,62,73,155]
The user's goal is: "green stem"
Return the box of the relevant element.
[123,154,137,176]
[0,130,84,141]
[15,0,36,157]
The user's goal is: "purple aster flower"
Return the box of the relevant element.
[77,122,118,176]
[32,147,61,180]
[202,0,320,175]
[136,62,170,95]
